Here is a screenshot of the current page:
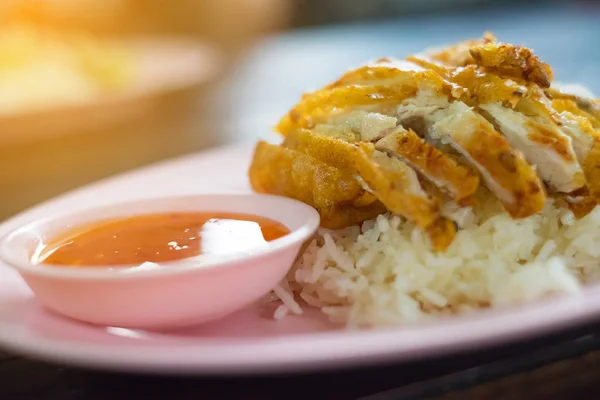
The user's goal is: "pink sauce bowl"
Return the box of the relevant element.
[0,194,320,330]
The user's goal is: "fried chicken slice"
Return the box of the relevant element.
[276,83,419,136]
[249,141,384,228]
[275,57,469,138]
[374,126,480,202]
[545,97,600,201]
[324,111,399,142]
[548,105,600,205]
[549,88,600,127]
[332,58,547,216]
[249,33,600,251]
[555,110,597,163]
[428,102,547,218]
[407,56,585,194]
[479,103,585,193]
[407,56,530,109]
[324,59,463,101]
[282,129,457,250]
[421,33,552,88]
[552,98,600,129]
[469,42,553,88]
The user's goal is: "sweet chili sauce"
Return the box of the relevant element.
[37,212,290,267]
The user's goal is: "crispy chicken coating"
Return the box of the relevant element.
[469,42,553,88]
[374,126,480,202]
[249,141,385,228]
[282,129,457,249]
[277,83,419,136]
[248,33,600,251]
[422,33,552,88]
[479,103,585,193]
[429,102,546,218]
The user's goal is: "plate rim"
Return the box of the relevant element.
[0,287,598,375]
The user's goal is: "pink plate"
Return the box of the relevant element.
[1,143,600,375]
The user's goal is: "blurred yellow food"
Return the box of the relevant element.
[0,33,221,221]
[0,0,291,221]
[0,0,292,62]
[0,23,133,114]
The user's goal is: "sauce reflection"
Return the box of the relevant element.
[37,212,290,267]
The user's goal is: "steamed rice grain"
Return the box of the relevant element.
[273,193,600,327]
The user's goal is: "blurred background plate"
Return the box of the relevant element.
[0,37,219,146]
[0,37,220,221]
[0,0,292,221]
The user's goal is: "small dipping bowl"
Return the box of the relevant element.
[0,194,320,330]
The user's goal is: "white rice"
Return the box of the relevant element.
[272,192,600,327]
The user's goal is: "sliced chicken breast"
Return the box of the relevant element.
[469,41,553,88]
[429,102,547,218]
[555,111,596,163]
[250,32,600,252]
[479,103,585,193]
[282,128,457,249]
[375,126,480,202]
[277,83,419,136]
[394,89,546,218]
[325,111,399,142]
[249,141,386,229]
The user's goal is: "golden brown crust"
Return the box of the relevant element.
[469,42,553,88]
[433,111,547,219]
[375,128,480,201]
[550,97,600,203]
[283,131,437,225]
[249,33,600,250]
[281,129,457,250]
[469,134,545,219]
[551,94,600,128]
[422,33,552,88]
[276,84,419,136]
[526,122,577,163]
[583,142,600,202]
[249,141,384,228]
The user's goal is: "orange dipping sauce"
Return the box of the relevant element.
[37,212,290,267]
